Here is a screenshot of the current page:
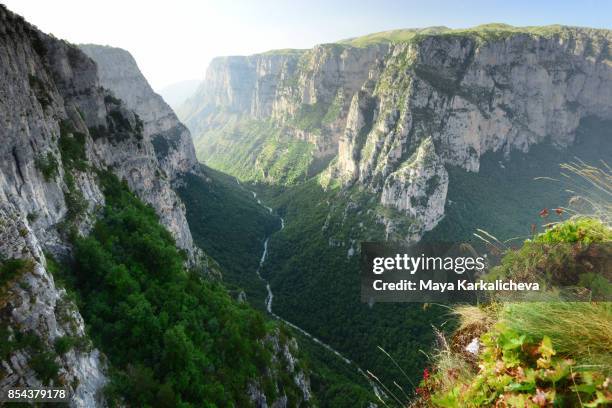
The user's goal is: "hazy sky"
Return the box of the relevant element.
[4,0,611,91]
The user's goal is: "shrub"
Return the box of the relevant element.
[419,218,612,407]
[488,218,611,294]
[34,152,59,181]
[54,335,76,354]
[62,172,87,229]
[104,94,121,105]
[88,125,109,140]
[58,120,87,171]
[535,218,612,244]
[427,323,611,407]
[0,326,61,386]
[29,351,60,385]
[0,258,34,290]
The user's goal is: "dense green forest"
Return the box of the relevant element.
[259,179,449,393]
[177,166,279,306]
[177,166,377,406]
[54,171,304,406]
[175,118,611,405]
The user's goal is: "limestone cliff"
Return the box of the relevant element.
[0,5,195,403]
[183,25,612,239]
[79,44,198,179]
[181,44,388,158]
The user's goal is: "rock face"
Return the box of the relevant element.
[0,5,195,404]
[0,208,107,406]
[248,329,312,408]
[79,44,198,179]
[181,44,388,156]
[380,137,448,237]
[184,25,612,238]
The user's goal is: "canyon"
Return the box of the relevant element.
[1,4,610,406]
[181,25,612,240]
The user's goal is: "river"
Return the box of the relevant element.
[247,188,382,399]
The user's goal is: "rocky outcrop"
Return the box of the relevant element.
[185,25,612,238]
[380,137,449,236]
[0,207,106,406]
[247,328,312,408]
[0,5,196,404]
[335,27,612,236]
[79,44,198,179]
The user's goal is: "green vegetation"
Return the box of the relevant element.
[0,258,34,296]
[487,218,612,298]
[322,93,343,126]
[339,24,601,48]
[54,335,77,354]
[197,118,316,185]
[224,118,611,406]
[417,219,612,407]
[502,302,612,374]
[259,48,306,56]
[256,179,448,398]
[0,324,60,386]
[58,120,87,172]
[106,109,143,142]
[34,152,59,181]
[29,350,61,385]
[339,27,449,47]
[292,102,328,132]
[424,118,612,243]
[28,74,52,109]
[295,328,376,408]
[56,119,89,233]
[98,94,144,142]
[177,167,377,405]
[425,318,611,407]
[176,166,279,305]
[61,171,88,231]
[60,171,301,406]
[104,94,122,105]
[536,218,611,244]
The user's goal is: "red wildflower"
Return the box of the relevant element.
[423,367,430,380]
[539,208,549,218]
[555,208,564,216]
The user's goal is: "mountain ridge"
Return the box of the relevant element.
[180,22,612,240]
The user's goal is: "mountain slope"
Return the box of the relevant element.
[0,6,313,406]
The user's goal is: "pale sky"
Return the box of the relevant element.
[4,0,611,91]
